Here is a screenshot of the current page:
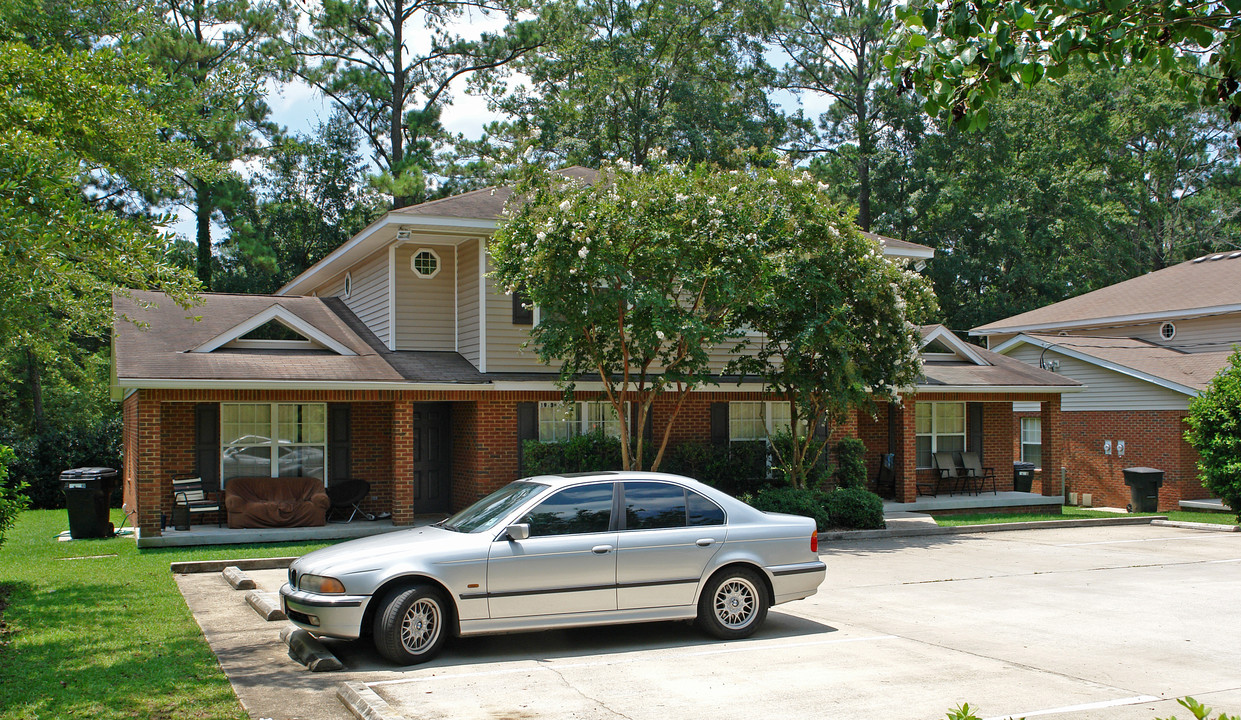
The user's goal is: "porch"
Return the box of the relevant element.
[883,490,1063,516]
[133,514,447,548]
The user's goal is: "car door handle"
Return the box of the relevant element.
[592,545,614,554]
[696,538,716,547]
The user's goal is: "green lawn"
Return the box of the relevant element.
[0,509,334,720]
[935,506,1240,527]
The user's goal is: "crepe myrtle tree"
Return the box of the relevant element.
[731,225,936,489]
[491,154,935,479]
[1185,347,1241,522]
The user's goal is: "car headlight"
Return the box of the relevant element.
[299,574,346,594]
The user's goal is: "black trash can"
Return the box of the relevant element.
[60,467,118,539]
[1122,467,1164,513]
[1013,462,1036,493]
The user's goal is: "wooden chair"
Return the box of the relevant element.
[960,452,997,495]
[171,477,222,528]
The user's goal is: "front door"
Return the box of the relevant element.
[411,403,452,514]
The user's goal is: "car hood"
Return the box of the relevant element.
[293,525,483,576]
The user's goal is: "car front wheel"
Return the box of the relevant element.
[696,568,768,640]
[373,585,449,665]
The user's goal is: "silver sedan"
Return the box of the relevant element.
[280,471,826,665]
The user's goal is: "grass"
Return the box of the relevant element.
[0,509,334,720]
[935,505,1240,527]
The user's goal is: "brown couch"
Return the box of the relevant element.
[224,476,330,529]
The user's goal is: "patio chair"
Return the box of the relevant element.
[171,477,222,528]
[327,479,375,523]
[960,452,997,495]
[932,451,971,496]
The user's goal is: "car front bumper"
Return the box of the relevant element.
[279,583,371,640]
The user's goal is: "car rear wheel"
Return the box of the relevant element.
[696,568,768,640]
[373,585,449,665]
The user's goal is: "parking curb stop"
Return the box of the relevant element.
[280,625,344,672]
[337,681,404,720]
[245,590,287,621]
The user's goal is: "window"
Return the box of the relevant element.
[688,490,725,526]
[343,272,352,299]
[537,401,622,442]
[915,402,965,468]
[512,289,533,325]
[1160,322,1176,340]
[221,403,326,483]
[623,482,687,529]
[1021,417,1042,469]
[728,401,796,441]
[523,483,614,536]
[410,248,440,278]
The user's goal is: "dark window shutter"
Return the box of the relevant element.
[968,402,984,462]
[516,402,538,475]
[195,403,220,493]
[512,290,533,325]
[328,404,351,485]
[709,403,729,446]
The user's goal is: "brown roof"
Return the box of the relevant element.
[391,167,599,220]
[918,342,1081,390]
[1023,333,1232,392]
[114,291,405,384]
[973,252,1241,334]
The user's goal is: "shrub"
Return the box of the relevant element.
[521,431,623,476]
[742,486,831,530]
[0,414,121,509]
[825,487,885,529]
[768,430,833,489]
[1185,348,1241,523]
[0,445,30,549]
[661,440,771,496]
[833,438,868,489]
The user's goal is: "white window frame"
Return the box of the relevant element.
[728,401,798,442]
[410,247,441,279]
[1021,416,1042,469]
[915,402,966,469]
[537,401,625,443]
[220,403,328,482]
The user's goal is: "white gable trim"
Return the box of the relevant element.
[189,304,357,357]
[992,334,1198,398]
[920,325,990,366]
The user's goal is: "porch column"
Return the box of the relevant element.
[1040,395,1064,497]
[133,395,163,537]
[895,397,918,502]
[392,400,415,525]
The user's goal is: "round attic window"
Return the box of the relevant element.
[411,248,440,279]
[1160,321,1176,340]
[343,272,353,299]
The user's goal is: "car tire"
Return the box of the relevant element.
[696,567,768,640]
[373,585,450,665]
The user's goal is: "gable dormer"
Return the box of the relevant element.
[191,304,356,356]
[920,325,990,366]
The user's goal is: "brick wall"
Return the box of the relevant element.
[1014,409,1205,511]
[351,402,392,517]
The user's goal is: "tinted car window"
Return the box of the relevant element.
[523,483,614,536]
[623,482,687,530]
[688,490,725,526]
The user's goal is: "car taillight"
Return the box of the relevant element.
[810,530,818,553]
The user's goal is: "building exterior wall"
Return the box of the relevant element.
[1007,344,1192,411]
[457,238,481,367]
[483,254,544,372]
[1059,313,1241,352]
[313,246,390,347]
[1013,408,1207,510]
[394,242,457,351]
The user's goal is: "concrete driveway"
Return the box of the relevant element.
[175,524,1241,720]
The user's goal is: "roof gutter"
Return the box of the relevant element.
[970,302,1241,336]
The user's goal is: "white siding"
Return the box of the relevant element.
[457,239,480,367]
[394,243,456,351]
[311,248,389,346]
[1061,313,1241,353]
[1008,345,1190,411]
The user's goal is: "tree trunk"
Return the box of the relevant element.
[26,348,45,434]
[195,178,213,288]
[855,36,872,232]
[390,0,410,209]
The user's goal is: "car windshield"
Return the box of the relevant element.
[439,481,547,533]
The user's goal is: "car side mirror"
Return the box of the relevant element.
[505,523,530,541]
